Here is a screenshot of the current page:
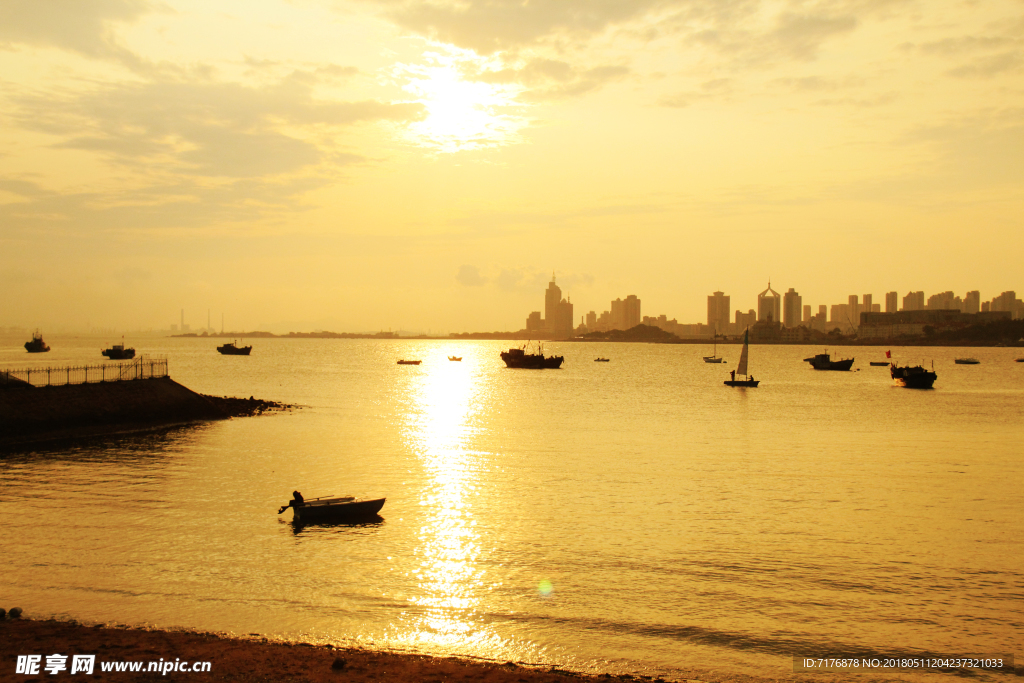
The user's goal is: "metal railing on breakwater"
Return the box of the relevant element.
[0,357,168,388]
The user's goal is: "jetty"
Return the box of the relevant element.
[0,358,286,448]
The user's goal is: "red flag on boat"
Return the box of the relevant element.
[885,350,891,358]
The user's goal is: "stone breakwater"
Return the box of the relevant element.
[0,376,289,448]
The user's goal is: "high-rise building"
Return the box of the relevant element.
[707,291,730,333]
[735,309,756,332]
[757,282,781,324]
[623,295,641,329]
[803,305,811,323]
[526,311,543,332]
[848,295,860,324]
[544,275,562,326]
[885,291,898,313]
[862,294,872,319]
[783,288,802,328]
[964,291,980,314]
[927,291,958,310]
[902,291,925,311]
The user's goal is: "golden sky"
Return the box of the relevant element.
[1,0,1021,333]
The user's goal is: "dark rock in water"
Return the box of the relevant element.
[0,608,6,619]
[331,657,347,670]
[8,607,22,619]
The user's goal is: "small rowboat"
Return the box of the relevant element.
[281,495,386,524]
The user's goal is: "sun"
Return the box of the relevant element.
[397,52,527,153]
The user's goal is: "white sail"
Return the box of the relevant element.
[735,330,749,377]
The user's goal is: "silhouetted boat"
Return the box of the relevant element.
[24,330,50,353]
[102,341,135,360]
[703,335,723,363]
[1017,358,1024,363]
[448,356,462,361]
[279,494,385,524]
[869,361,890,366]
[954,358,979,365]
[891,363,937,389]
[217,340,252,355]
[804,352,854,371]
[724,329,758,387]
[397,359,421,365]
[594,357,610,362]
[501,344,563,369]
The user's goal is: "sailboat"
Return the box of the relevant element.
[724,329,758,387]
[703,331,724,363]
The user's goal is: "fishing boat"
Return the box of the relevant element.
[804,351,854,371]
[448,356,462,361]
[397,359,422,365]
[891,362,937,389]
[500,343,563,369]
[724,329,758,387]
[101,340,135,360]
[24,330,50,353]
[954,358,980,365]
[703,334,724,363]
[278,493,385,524]
[217,340,252,355]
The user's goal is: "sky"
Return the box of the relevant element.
[1,0,1021,334]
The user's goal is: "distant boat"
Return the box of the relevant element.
[24,330,50,353]
[891,362,937,389]
[804,351,854,371]
[1016,358,1024,363]
[724,329,758,387]
[954,358,980,365]
[448,356,462,361]
[500,343,563,369]
[102,340,135,360]
[869,361,890,366]
[397,359,422,365]
[217,340,252,355]
[703,334,724,363]
[278,493,385,524]
[594,357,610,362]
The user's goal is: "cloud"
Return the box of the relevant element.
[465,57,630,100]
[0,0,163,72]
[657,77,732,108]
[456,264,487,286]
[10,73,425,178]
[374,0,665,54]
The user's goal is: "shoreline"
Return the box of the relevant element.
[0,617,726,683]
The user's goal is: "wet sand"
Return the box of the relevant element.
[1,618,701,683]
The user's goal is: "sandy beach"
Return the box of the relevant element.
[1,617,712,683]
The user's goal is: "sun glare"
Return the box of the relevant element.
[396,52,527,153]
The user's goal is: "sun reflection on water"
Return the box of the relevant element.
[392,354,506,654]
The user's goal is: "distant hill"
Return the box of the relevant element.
[580,324,679,342]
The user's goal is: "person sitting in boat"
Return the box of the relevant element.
[730,370,736,381]
[749,375,754,382]
[277,491,305,514]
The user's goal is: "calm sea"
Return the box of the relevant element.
[2,336,1022,682]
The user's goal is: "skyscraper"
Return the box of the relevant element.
[757,282,781,324]
[783,288,802,328]
[544,275,561,326]
[885,291,898,313]
[707,291,730,333]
